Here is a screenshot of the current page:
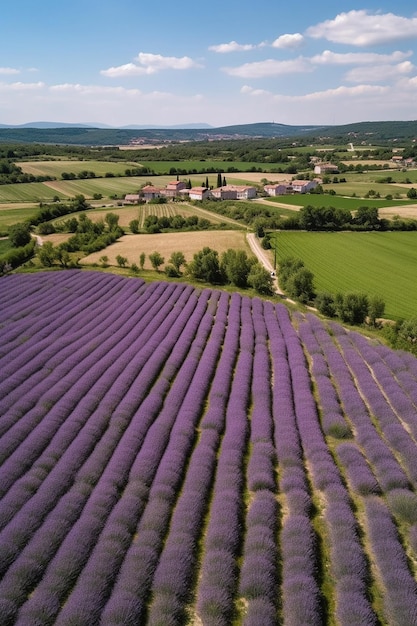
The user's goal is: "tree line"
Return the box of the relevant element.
[108,246,274,297]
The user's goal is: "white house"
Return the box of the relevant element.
[314,163,339,175]
[124,193,141,204]
[264,183,290,196]
[211,186,239,200]
[290,179,318,193]
[163,180,187,198]
[141,185,161,201]
[235,185,257,200]
[188,186,210,201]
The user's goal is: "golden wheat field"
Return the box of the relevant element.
[79,230,250,268]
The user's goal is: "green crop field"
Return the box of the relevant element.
[18,160,140,178]
[272,230,417,320]
[266,194,417,211]
[0,204,41,229]
[0,183,66,204]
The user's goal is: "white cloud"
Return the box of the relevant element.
[272,33,304,49]
[240,82,389,105]
[209,41,256,53]
[241,85,271,96]
[101,63,150,78]
[346,61,415,83]
[223,57,311,78]
[298,84,389,101]
[101,52,202,77]
[0,81,45,91]
[310,50,413,66]
[0,67,20,75]
[307,10,417,47]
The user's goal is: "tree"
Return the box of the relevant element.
[368,295,385,326]
[335,292,369,324]
[9,222,31,247]
[188,247,223,284]
[407,187,417,199]
[99,255,109,267]
[116,255,128,268]
[217,172,222,188]
[221,249,253,288]
[105,213,120,231]
[169,251,186,273]
[247,263,274,295]
[129,219,139,234]
[37,241,56,266]
[315,292,336,317]
[149,251,165,271]
[139,252,146,269]
[354,206,380,229]
[286,267,315,303]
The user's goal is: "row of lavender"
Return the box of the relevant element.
[1,271,417,624]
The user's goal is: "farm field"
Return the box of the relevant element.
[2,270,417,625]
[265,193,417,212]
[0,204,41,230]
[18,160,140,178]
[273,231,417,320]
[79,230,249,268]
[51,202,241,231]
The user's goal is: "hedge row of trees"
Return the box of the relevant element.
[108,247,274,296]
[139,214,213,234]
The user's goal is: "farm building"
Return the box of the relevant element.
[188,186,211,201]
[211,184,257,200]
[123,193,142,204]
[290,179,319,193]
[141,185,162,201]
[264,183,291,196]
[314,163,339,175]
[163,180,187,198]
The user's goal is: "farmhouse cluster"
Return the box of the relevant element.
[124,177,320,204]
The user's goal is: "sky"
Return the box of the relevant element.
[1,1,417,128]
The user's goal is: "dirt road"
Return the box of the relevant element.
[246,233,283,295]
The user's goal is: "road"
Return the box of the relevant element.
[246,232,284,295]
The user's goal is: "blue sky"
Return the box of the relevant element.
[1,1,417,127]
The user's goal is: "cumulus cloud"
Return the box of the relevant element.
[0,67,20,75]
[101,52,202,77]
[307,10,417,47]
[209,41,256,53]
[346,61,415,83]
[272,33,304,49]
[241,85,271,96]
[0,81,45,91]
[310,50,413,66]
[223,57,311,78]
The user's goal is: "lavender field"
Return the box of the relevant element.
[1,270,417,626]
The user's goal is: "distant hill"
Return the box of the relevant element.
[0,120,416,145]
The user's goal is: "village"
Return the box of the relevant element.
[124,174,323,204]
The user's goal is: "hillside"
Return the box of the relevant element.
[0,120,416,145]
[1,270,417,625]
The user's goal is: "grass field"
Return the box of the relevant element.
[18,160,140,178]
[0,204,41,230]
[79,230,249,268]
[265,194,417,211]
[272,230,417,320]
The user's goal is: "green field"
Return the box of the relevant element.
[272,231,417,320]
[0,205,41,230]
[19,160,140,178]
[267,194,417,211]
